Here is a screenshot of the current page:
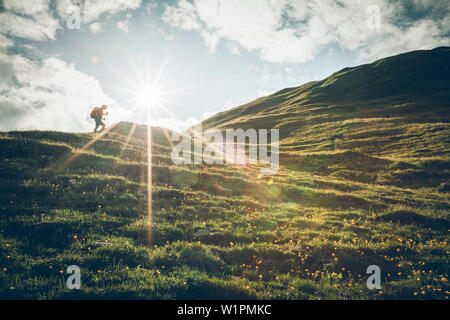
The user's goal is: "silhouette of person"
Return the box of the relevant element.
[90,105,108,133]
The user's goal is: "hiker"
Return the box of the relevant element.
[90,105,108,133]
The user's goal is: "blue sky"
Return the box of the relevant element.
[0,0,449,132]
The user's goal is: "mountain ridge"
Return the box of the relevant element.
[202,46,450,135]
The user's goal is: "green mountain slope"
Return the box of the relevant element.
[0,48,449,299]
[203,46,449,157]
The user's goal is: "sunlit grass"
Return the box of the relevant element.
[0,118,448,299]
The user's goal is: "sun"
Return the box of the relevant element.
[137,86,162,108]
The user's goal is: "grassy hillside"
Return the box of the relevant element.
[0,48,449,299]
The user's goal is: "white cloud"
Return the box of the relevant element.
[162,0,201,30]
[0,0,143,40]
[0,56,14,89]
[55,0,84,21]
[0,0,61,41]
[117,13,132,33]
[54,0,142,35]
[56,0,142,23]
[0,34,13,50]
[162,0,450,63]
[83,0,141,23]
[225,42,240,55]
[89,22,103,33]
[200,30,220,53]
[145,1,158,15]
[0,35,14,88]
[0,46,119,132]
[3,0,49,16]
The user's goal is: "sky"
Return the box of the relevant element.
[0,0,449,132]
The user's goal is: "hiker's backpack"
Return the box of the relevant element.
[90,107,100,119]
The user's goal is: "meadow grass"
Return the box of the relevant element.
[0,120,448,299]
